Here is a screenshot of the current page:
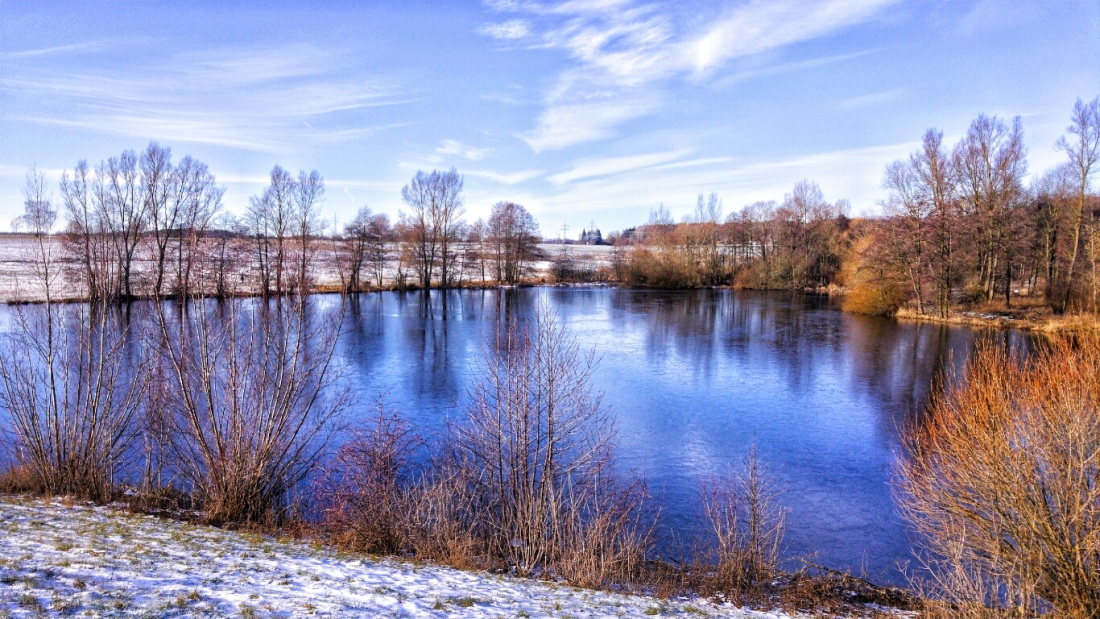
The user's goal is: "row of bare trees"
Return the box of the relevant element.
[610,99,1100,318]
[57,144,224,301]
[37,143,326,302]
[390,169,544,291]
[867,98,1100,316]
[15,152,544,301]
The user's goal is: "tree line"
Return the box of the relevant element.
[13,147,544,303]
[608,98,1100,319]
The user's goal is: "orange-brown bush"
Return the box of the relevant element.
[896,336,1100,618]
[0,462,41,494]
[841,235,911,316]
[622,247,702,289]
[842,276,909,316]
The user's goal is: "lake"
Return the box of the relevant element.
[0,287,1031,585]
[335,287,1032,585]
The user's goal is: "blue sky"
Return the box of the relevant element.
[1,0,1097,236]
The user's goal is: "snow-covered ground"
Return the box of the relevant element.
[0,496,794,618]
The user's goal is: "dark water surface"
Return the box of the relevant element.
[335,287,1031,585]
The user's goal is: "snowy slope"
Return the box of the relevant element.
[0,496,795,618]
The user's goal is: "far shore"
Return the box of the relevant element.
[894,305,1100,334]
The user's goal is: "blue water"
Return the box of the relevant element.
[333,287,1031,584]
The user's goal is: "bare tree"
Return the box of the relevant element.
[207,213,248,298]
[911,129,960,318]
[881,159,931,314]
[141,143,175,297]
[97,150,148,300]
[142,143,224,297]
[365,213,392,289]
[61,161,112,301]
[247,166,296,297]
[1054,97,1100,312]
[400,169,464,291]
[0,176,147,500]
[13,168,61,303]
[340,208,369,293]
[694,192,726,285]
[953,115,1027,303]
[466,218,488,284]
[487,201,540,284]
[293,170,324,292]
[776,180,844,289]
[172,157,223,297]
[435,170,465,290]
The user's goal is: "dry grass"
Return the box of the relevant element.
[894,303,1100,334]
[0,463,41,494]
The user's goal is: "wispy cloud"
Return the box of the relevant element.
[0,39,118,60]
[547,149,688,184]
[466,168,544,184]
[1,44,405,153]
[479,19,532,40]
[436,139,493,160]
[839,88,904,109]
[686,0,893,74]
[521,95,658,151]
[490,0,898,151]
[710,48,878,88]
[520,141,919,224]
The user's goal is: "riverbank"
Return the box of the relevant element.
[894,305,1100,334]
[0,495,906,618]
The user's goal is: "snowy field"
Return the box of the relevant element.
[0,496,795,618]
[0,235,616,304]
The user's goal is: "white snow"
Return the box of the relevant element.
[0,495,796,618]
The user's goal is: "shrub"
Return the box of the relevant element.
[0,304,147,502]
[896,336,1100,618]
[317,402,421,554]
[842,277,909,316]
[151,297,347,525]
[622,247,701,289]
[451,304,651,582]
[699,445,787,594]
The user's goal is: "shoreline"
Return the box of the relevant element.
[894,306,1100,334]
[7,278,1099,336]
